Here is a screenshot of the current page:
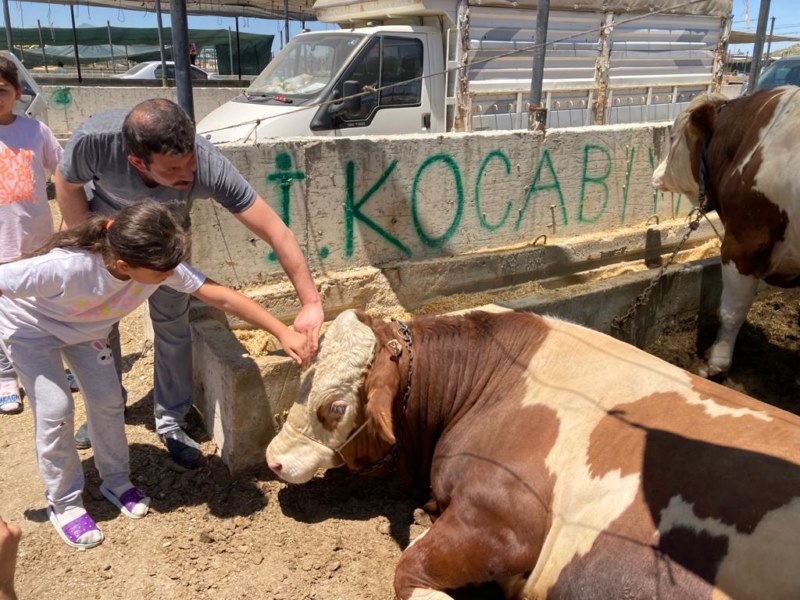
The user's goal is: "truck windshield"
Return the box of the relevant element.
[247,33,366,98]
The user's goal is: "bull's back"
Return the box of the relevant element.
[717,87,800,285]
[522,317,800,598]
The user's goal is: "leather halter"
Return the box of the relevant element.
[295,319,414,475]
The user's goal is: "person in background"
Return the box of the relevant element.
[54,61,66,73]
[0,515,20,600]
[55,98,324,469]
[0,202,312,550]
[0,56,65,414]
[188,42,198,66]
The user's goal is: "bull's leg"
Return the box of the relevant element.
[395,508,521,600]
[699,262,759,378]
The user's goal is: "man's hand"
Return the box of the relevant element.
[0,516,21,600]
[293,302,324,359]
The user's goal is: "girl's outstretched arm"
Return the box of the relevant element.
[192,278,310,365]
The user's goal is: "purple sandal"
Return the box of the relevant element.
[47,507,104,549]
[100,483,150,519]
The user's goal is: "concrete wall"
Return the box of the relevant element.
[42,85,239,136]
[189,123,694,309]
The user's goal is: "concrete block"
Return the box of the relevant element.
[191,318,301,475]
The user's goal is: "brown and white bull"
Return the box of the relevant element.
[267,308,800,600]
[652,86,800,378]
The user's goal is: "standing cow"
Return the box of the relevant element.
[652,86,800,378]
[267,308,800,600]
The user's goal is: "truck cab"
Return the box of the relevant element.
[198,27,444,144]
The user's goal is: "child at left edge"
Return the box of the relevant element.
[0,55,65,414]
[0,201,314,550]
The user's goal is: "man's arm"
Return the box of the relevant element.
[235,196,323,353]
[54,168,90,229]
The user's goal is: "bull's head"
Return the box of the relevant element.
[266,310,403,483]
[651,93,728,198]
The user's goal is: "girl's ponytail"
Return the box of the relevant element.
[25,215,112,260]
[25,202,189,272]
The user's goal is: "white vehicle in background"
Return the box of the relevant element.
[198,0,732,143]
[113,61,218,81]
[0,50,49,124]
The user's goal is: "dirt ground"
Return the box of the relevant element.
[1,286,799,600]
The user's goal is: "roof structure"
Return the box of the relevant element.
[729,30,800,45]
[20,0,317,21]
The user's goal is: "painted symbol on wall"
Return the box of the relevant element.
[49,88,73,110]
[264,152,322,261]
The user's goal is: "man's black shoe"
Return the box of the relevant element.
[75,421,91,449]
[159,428,201,470]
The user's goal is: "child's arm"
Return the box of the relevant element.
[192,278,310,365]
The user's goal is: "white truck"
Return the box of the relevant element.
[198,0,732,143]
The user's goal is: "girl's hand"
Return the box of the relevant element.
[293,303,323,356]
[279,328,312,366]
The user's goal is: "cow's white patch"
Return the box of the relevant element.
[266,310,377,483]
[520,317,771,595]
[684,396,770,421]
[658,494,735,537]
[408,590,455,600]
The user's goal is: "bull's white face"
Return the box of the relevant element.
[266,310,377,484]
[651,105,701,198]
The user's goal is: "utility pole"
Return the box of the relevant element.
[764,16,776,64]
[284,0,290,46]
[154,0,168,87]
[527,0,550,131]
[170,0,195,119]
[3,0,14,56]
[70,4,82,82]
[747,0,771,93]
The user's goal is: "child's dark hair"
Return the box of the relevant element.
[30,202,189,271]
[0,57,21,90]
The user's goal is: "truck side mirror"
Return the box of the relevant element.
[311,80,364,131]
[329,80,362,118]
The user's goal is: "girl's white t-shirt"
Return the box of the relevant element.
[0,115,63,262]
[0,248,206,345]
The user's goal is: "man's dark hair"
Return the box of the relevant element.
[122,98,196,164]
[0,57,21,91]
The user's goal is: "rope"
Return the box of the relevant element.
[208,202,242,288]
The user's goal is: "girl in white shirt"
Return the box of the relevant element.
[0,56,64,413]
[0,201,311,549]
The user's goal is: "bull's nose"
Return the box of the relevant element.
[267,459,282,475]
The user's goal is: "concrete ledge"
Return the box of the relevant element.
[214,215,722,329]
[192,257,723,475]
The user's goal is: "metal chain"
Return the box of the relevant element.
[356,319,413,476]
[610,209,705,331]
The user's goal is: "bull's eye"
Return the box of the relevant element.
[330,401,347,415]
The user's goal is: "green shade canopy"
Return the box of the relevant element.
[18,0,316,20]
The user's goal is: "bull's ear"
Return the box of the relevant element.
[689,97,724,137]
[364,345,401,445]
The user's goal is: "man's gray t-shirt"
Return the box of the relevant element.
[58,109,257,221]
